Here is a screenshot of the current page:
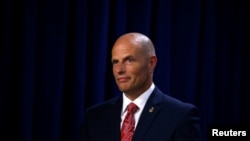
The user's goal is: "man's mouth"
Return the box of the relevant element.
[117,77,130,83]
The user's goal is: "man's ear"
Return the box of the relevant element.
[149,56,157,72]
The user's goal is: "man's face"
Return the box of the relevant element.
[111,39,152,96]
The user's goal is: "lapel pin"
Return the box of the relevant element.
[149,107,154,113]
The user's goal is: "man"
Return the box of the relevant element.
[80,32,201,141]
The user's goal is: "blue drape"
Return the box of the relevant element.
[1,0,249,141]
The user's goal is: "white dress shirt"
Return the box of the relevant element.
[121,83,155,129]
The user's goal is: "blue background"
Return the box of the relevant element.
[0,0,249,141]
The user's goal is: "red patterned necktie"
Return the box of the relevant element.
[121,102,138,141]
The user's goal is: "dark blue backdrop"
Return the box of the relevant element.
[1,0,249,141]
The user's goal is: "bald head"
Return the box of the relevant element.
[113,32,156,58]
[111,32,157,99]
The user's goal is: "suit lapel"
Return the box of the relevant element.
[104,96,123,141]
[132,88,163,141]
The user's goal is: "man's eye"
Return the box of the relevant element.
[126,58,134,63]
[112,61,118,65]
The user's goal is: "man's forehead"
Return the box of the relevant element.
[111,47,142,61]
[113,41,142,51]
[112,51,136,60]
[112,44,135,52]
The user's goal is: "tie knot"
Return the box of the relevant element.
[127,103,138,114]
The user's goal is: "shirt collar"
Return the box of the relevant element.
[122,83,155,114]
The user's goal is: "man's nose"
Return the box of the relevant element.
[115,63,126,74]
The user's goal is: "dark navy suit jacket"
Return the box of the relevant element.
[80,87,201,141]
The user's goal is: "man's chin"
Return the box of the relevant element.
[117,86,130,93]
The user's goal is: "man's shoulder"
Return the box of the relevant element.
[153,87,198,112]
[86,96,122,112]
